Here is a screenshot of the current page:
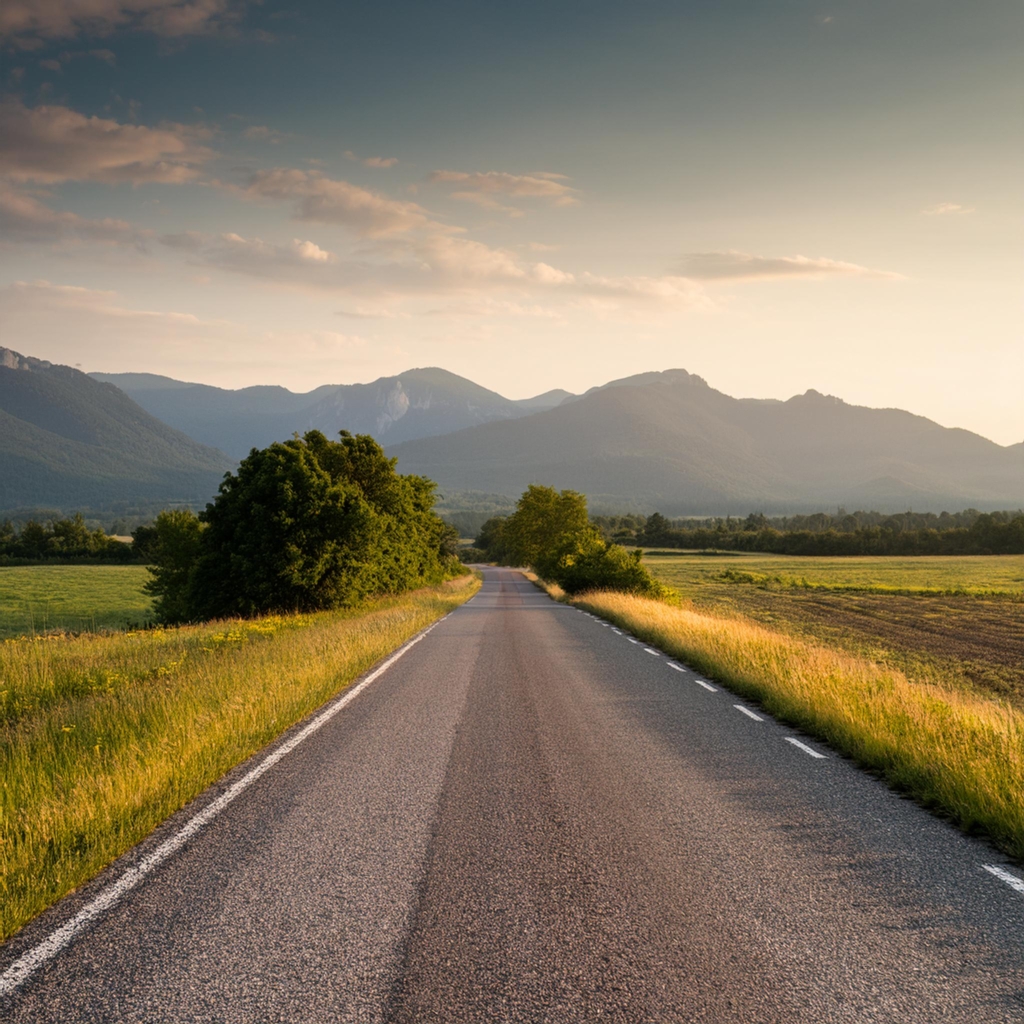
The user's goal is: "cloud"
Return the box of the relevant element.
[676,250,903,281]
[429,169,580,215]
[242,124,286,144]
[921,202,975,216]
[167,223,712,316]
[40,58,61,71]
[0,182,144,244]
[242,168,432,237]
[0,98,213,184]
[0,0,244,50]
[345,150,398,168]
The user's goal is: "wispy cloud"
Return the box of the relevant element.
[921,202,975,216]
[345,150,398,169]
[0,183,146,245]
[429,169,580,216]
[167,224,712,315]
[0,0,247,50]
[0,98,213,184]
[241,168,432,237]
[675,250,903,281]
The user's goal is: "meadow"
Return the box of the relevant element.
[0,565,153,640]
[0,573,480,941]
[643,552,1024,707]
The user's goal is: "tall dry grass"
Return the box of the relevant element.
[575,590,1024,861]
[0,575,479,941]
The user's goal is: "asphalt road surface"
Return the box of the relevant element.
[2,567,1023,1022]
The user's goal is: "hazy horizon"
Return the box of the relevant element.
[1,1,1021,442]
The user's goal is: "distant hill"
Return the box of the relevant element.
[388,370,1024,514]
[91,368,576,460]
[0,349,232,514]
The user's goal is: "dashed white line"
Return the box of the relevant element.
[784,737,827,759]
[643,648,660,656]
[627,638,640,644]
[611,629,622,635]
[983,864,1024,895]
[733,705,763,722]
[695,680,717,692]
[0,617,445,999]
[667,663,685,672]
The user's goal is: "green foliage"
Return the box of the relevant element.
[143,510,205,624]
[498,484,663,597]
[474,516,510,561]
[638,508,1024,556]
[503,485,592,578]
[558,543,665,597]
[0,513,133,564]
[145,431,459,622]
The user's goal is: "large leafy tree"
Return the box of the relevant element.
[148,431,455,621]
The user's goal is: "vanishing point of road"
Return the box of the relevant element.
[2,567,1022,1022]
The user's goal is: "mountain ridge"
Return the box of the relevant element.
[0,348,232,513]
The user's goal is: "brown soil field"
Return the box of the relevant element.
[644,554,1024,707]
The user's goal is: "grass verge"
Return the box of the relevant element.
[0,575,479,942]
[573,590,1024,862]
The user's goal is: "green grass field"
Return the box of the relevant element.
[0,565,153,640]
[0,573,480,941]
[644,551,1024,706]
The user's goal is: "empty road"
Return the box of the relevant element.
[2,567,1022,1022]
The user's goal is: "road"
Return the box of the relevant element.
[2,567,1022,1022]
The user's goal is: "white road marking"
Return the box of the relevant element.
[628,638,640,644]
[0,617,446,999]
[668,663,685,672]
[784,737,827,759]
[695,680,718,692]
[733,705,763,721]
[983,864,1024,895]
[644,648,660,656]
[611,629,622,635]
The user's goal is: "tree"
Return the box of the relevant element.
[151,430,456,622]
[504,484,664,597]
[143,510,205,624]
[503,485,594,578]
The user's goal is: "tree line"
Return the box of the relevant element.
[0,514,138,563]
[637,511,1024,555]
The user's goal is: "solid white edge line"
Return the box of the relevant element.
[0,615,446,999]
[695,680,717,692]
[784,737,827,759]
[733,704,763,721]
[643,648,660,656]
[983,864,1024,895]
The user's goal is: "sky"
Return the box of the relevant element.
[0,0,1021,444]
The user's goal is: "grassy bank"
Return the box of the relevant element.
[574,590,1024,861]
[0,574,479,941]
[0,565,153,640]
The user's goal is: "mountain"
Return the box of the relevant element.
[0,349,232,513]
[387,370,1024,514]
[91,368,574,460]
